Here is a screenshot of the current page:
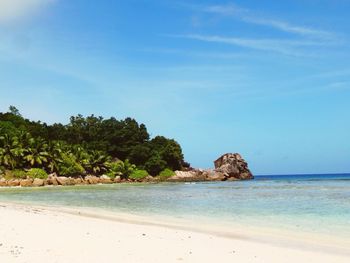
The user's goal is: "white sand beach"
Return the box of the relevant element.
[0,202,349,263]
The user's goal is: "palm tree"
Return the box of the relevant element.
[23,137,49,168]
[16,130,32,148]
[46,141,64,173]
[0,134,24,169]
[70,145,89,163]
[83,150,111,175]
[108,159,136,179]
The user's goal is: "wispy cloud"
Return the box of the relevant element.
[203,3,333,39]
[0,0,55,24]
[171,34,328,56]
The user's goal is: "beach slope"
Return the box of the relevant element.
[0,203,349,263]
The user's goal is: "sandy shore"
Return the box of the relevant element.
[0,203,349,263]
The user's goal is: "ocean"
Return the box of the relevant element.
[0,174,349,238]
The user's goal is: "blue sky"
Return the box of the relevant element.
[0,0,349,174]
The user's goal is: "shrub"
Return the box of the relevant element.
[5,169,27,179]
[129,169,149,180]
[27,168,48,179]
[107,160,136,179]
[159,168,175,181]
[105,171,116,180]
[58,153,85,177]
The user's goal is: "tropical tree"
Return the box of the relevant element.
[23,137,49,168]
[57,152,85,177]
[108,159,136,179]
[83,150,111,175]
[0,134,24,169]
[46,141,64,173]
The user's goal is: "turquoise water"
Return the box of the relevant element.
[0,174,349,238]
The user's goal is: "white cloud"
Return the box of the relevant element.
[174,34,326,56]
[0,0,55,23]
[203,3,333,39]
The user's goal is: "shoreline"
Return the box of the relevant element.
[0,201,349,262]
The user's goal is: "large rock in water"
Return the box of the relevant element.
[169,153,253,182]
[214,153,254,180]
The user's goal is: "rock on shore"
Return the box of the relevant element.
[167,153,253,182]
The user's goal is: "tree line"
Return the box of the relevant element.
[0,106,188,178]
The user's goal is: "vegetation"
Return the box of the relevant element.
[129,169,149,180]
[159,168,175,181]
[27,168,48,179]
[4,169,27,180]
[0,106,185,179]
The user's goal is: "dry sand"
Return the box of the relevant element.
[0,202,349,263]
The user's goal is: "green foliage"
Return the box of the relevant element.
[107,160,136,179]
[148,136,184,171]
[145,153,167,176]
[23,137,49,167]
[0,106,187,177]
[105,171,116,180]
[129,169,149,180]
[0,134,24,169]
[5,169,27,179]
[58,153,85,177]
[82,150,111,175]
[0,121,18,137]
[27,168,48,179]
[159,168,175,181]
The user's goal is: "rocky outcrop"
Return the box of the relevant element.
[7,179,20,187]
[0,178,8,186]
[214,153,253,180]
[202,170,226,181]
[167,171,207,182]
[47,174,59,185]
[85,175,100,185]
[32,178,45,187]
[168,153,253,182]
[56,176,70,186]
[20,179,33,187]
[74,178,84,185]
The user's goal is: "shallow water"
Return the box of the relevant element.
[0,174,349,238]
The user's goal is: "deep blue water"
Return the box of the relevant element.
[256,173,350,181]
[0,173,349,237]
